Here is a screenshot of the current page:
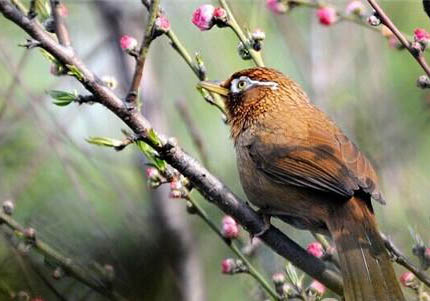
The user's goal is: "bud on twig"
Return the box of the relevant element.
[2,199,14,215]
[368,12,382,26]
[52,267,64,280]
[24,227,36,242]
[221,215,240,239]
[418,75,430,89]
[221,258,247,274]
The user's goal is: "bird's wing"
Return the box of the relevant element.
[247,117,384,203]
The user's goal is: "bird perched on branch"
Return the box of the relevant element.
[199,67,405,301]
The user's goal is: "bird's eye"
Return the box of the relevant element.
[237,80,247,90]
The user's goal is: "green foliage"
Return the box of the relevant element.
[86,136,124,148]
[135,140,167,171]
[48,89,78,106]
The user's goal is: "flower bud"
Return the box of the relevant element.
[192,4,215,31]
[146,167,159,179]
[213,7,228,26]
[2,199,14,215]
[221,215,239,239]
[367,13,381,26]
[414,28,430,43]
[170,180,183,191]
[399,271,415,287]
[310,280,326,295]
[154,15,170,36]
[17,291,30,301]
[52,267,64,280]
[345,1,365,16]
[119,35,138,52]
[266,0,289,14]
[104,264,115,284]
[221,258,235,274]
[272,272,286,285]
[24,227,36,241]
[317,7,338,26]
[306,242,324,258]
[252,29,266,41]
[169,189,183,199]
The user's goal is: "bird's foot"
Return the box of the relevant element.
[251,209,272,240]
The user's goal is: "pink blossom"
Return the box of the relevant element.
[414,28,430,43]
[221,215,239,239]
[169,190,182,199]
[119,35,138,52]
[266,0,288,14]
[345,1,365,15]
[399,271,415,287]
[31,298,44,301]
[317,7,337,26]
[213,7,227,20]
[272,272,286,284]
[306,242,324,258]
[145,167,158,178]
[170,180,183,191]
[58,3,68,17]
[155,15,170,33]
[221,258,235,274]
[192,4,215,31]
[310,280,326,295]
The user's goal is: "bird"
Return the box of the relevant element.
[198,67,405,301]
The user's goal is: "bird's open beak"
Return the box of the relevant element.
[198,80,229,96]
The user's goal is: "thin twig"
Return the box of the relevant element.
[175,100,209,167]
[366,0,430,77]
[125,0,159,108]
[49,0,71,47]
[381,233,430,288]
[0,0,344,295]
[0,211,128,301]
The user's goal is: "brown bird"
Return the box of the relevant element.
[199,67,405,301]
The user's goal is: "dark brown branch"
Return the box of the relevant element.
[49,0,70,47]
[366,0,430,78]
[125,0,159,108]
[0,1,343,296]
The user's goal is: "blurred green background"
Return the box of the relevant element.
[0,0,429,300]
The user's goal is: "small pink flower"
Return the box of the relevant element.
[310,280,326,295]
[58,3,68,17]
[169,190,182,199]
[266,0,288,14]
[317,7,337,26]
[31,298,44,301]
[221,215,239,239]
[399,271,415,287]
[120,35,138,52]
[170,180,183,191]
[425,247,430,259]
[145,167,158,178]
[272,272,286,284]
[414,28,430,43]
[155,15,170,33]
[221,258,235,274]
[345,1,365,15]
[192,4,215,31]
[306,242,324,258]
[213,7,227,20]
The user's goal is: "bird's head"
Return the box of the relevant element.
[198,67,308,140]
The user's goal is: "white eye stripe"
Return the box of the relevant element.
[230,76,278,93]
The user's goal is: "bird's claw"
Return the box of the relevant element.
[251,210,272,240]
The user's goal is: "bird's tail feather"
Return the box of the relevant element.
[326,196,405,301]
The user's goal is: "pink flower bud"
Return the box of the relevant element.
[317,7,337,26]
[155,15,170,33]
[399,271,415,287]
[221,215,239,239]
[119,35,138,52]
[170,180,183,191]
[145,167,159,179]
[266,0,288,14]
[31,298,44,301]
[221,258,235,274]
[192,4,215,31]
[306,242,324,258]
[252,29,266,41]
[310,280,326,295]
[169,190,183,199]
[346,1,365,15]
[58,3,68,17]
[272,272,286,284]
[213,7,227,20]
[414,28,430,43]
[24,227,36,240]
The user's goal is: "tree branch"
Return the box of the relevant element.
[0,0,345,295]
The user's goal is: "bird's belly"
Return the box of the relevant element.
[237,153,330,231]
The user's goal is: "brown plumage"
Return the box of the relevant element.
[200,67,405,301]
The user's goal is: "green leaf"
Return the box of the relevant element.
[48,90,78,107]
[136,140,167,171]
[40,49,59,65]
[35,0,51,19]
[147,128,161,147]
[285,262,300,288]
[66,64,85,81]
[86,137,124,148]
